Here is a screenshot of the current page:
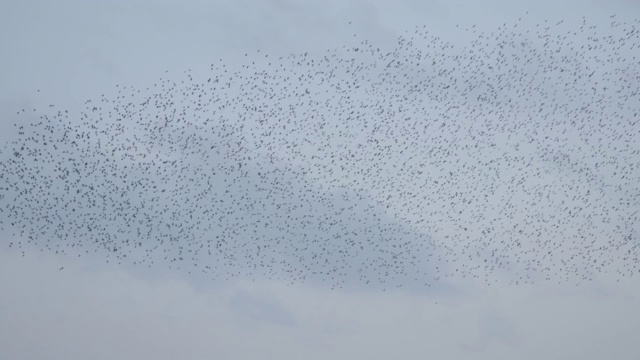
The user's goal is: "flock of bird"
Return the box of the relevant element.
[1,15,639,289]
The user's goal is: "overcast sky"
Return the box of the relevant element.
[1,1,640,359]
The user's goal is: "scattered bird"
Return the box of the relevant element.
[1,15,639,289]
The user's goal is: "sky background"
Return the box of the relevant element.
[1,0,640,359]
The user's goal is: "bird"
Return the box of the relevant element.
[0,14,639,290]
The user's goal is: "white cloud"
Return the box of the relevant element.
[1,247,639,360]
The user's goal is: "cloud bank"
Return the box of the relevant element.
[2,0,640,359]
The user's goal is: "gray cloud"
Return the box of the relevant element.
[1,0,640,359]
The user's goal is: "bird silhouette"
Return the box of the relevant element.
[1,15,639,289]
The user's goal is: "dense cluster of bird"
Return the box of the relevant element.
[1,15,639,289]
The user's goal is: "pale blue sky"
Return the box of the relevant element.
[1,1,639,359]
